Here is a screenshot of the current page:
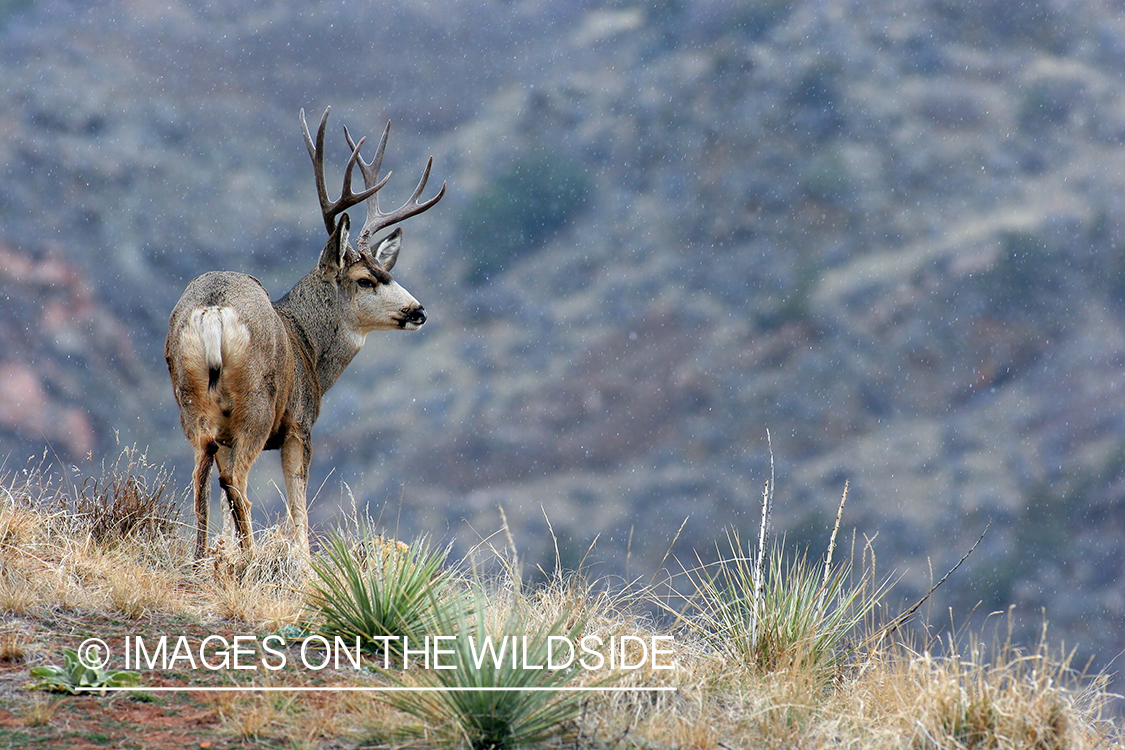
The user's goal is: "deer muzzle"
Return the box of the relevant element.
[401,306,427,329]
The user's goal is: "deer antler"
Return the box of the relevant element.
[299,107,391,234]
[343,121,446,256]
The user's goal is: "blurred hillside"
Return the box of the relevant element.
[2,0,1125,674]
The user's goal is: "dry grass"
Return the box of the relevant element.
[213,691,300,742]
[0,632,30,664]
[1,454,1120,750]
[63,445,179,545]
[0,522,193,617]
[824,624,1117,750]
[205,527,309,627]
[17,693,62,727]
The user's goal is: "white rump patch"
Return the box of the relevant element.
[188,307,251,373]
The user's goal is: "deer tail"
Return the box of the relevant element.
[197,308,226,390]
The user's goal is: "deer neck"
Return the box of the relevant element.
[274,275,362,394]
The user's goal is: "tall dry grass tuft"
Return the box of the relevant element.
[825,619,1118,749]
[210,691,293,742]
[1,453,70,555]
[0,495,51,614]
[0,631,31,664]
[62,444,180,546]
[18,694,62,728]
[0,495,49,551]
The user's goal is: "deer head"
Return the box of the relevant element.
[297,106,445,339]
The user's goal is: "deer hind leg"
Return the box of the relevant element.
[280,428,312,556]
[191,442,217,561]
[216,438,264,553]
[214,444,235,547]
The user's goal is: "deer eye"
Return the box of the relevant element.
[357,278,377,289]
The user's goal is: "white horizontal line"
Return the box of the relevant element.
[78,686,677,693]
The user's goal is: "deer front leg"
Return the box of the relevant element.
[281,428,312,556]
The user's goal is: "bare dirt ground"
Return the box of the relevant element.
[0,609,385,749]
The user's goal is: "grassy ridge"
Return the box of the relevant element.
[0,450,1119,749]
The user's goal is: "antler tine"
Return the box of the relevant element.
[358,162,446,256]
[342,120,446,255]
[343,122,393,255]
[299,108,330,230]
[299,107,385,235]
[343,121,392,195]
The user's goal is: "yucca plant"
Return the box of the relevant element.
[305,531,454,658]
[704,541,880,674]
[385,590,588,750]
[681,477,886,677]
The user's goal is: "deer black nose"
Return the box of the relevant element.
[407,306,427,326]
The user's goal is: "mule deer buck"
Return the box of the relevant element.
[165,107,444,560]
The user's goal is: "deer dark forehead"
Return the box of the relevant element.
[359,258,394,284]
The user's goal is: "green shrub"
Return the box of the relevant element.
[800,145,850,203]
[1017,79,1077,135]
[460,151,590,285]
[977,231,1065,319]
[0,0,35,30]
[734,0,796,41]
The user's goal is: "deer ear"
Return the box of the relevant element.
[373,228,402,271]
[319,213,351,272]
